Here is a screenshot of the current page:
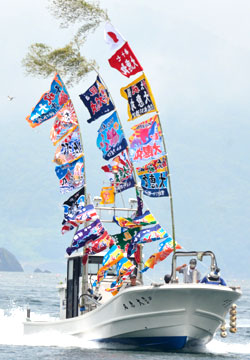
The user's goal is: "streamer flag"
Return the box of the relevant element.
[66,219,105,255]
[62,203,98,233]
[101,149,135,193]
[50,100,78,145]
[97,245,124,284]
[136,156,169,197]
[54,126,83,165]
[105,257,136,295]
[82,231,114,265]
[142,239,182,272]
[129,115,165,162]
[97,112,127,160]
[108,42,143,78]
[120,74,158,121]
[113,210,157,229]
[127,224,169,257]
[26,73,69,128]
[100,186,115,204]
[79,76,114,123]
[55,156,84,194]
[111,228,139,251]
[104,22,126,51]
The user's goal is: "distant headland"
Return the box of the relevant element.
[0,248,24,272]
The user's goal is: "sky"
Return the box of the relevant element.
[0,0,249,279]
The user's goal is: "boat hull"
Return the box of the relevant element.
[23,284,241,350]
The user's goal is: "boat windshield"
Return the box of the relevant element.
[88,256,116,276]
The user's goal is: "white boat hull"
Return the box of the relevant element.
[24,284,241,350]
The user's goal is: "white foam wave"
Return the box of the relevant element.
[206,338,250,355]
[0,307,99,349]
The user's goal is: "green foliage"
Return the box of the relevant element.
[23,0,109,86]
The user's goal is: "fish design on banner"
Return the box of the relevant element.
[111,228,139,251]
[108,42,143,78]
[50,100,78,145]
[54,126,83,165]
[26,73,69,128]
[79,75,115,123]
[97,111,127,160]
[101,149,135,193]
[55,156,84,194]
[136,156,169,197]
[82,231,114,265]
[129,115,165,162]
[120,74,158,121]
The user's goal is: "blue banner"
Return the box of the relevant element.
[55,156,84,194]
[97,112,127,160]
[79,76,115,123]
[26,73,69,128]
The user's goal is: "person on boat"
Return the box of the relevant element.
[164,274,171,284]
[126,273,141,288]
[176,258,201,283]
[200,268,227,286]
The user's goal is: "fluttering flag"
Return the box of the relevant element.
[136,156,169,197]
[62,203,98,234]
[54,126,83,165]
[101,149,135,193]
[141,238,182,273]
[120,74,158,121]
[26,73,69,128]
[113,210,157,229]
[79,76,115,123]
[129,115,165,162]
[82,231,114,265]
[104,22,126,51]
[96,245,124,284]
[96,111,127,160]
[50,100,78,146]
[111,228,139,251]
[108,42,143,78]
[66,219,105,255]
[100,186,115,204]
[105,257,136,295]
[127,224,169,257]
[55,156,84,194]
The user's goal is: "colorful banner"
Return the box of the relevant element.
[66,219,105,255]
[129,115,165,162]
[55,156,84,194]
[26,73,69,128]
[82,231,114,264]
[54,126,83,165]
[100,186,115,204]
[104,22,126,51]
[136,156,169,197]
[127,224,169,257]
[101,149,135,193]
[111,228,139,251]
[50,100,78,146]
[113,210,157,229]
[105,257,135,295]
[108,42,143,78]
[79,76,115,123]
[96,245,124,284]
[97,112,127,160]
[63,203,98,224]
[120,74,158,121]
[142,238,182,272]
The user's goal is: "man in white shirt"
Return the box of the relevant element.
[176,258,201,283]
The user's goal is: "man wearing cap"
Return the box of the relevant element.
[126,273,141,288]
[176,259,201,283]
[201,268,227,286]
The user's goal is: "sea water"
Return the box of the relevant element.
[0,272,249,360]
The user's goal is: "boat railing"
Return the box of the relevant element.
[171,250,217,283]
